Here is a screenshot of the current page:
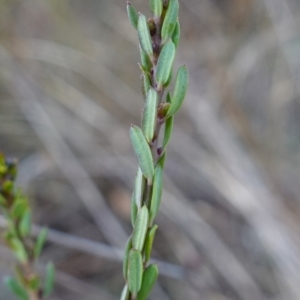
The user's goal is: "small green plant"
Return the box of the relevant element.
[122,0,188,299]
[0,153,55,300]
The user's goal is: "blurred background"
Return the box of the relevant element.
[1,0,300,299]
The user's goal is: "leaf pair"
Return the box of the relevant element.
[126,257,159,300]
[124,206,149,278]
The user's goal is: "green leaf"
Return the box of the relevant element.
[120,284,130,300]
[164,66,173,87]
[127,2,139,29]
[142,88,158,143]
[127,249,143,297]
[141,71,151,98]
[161,0,179,42]
[131,192,138,227]
[166,65,188,118]
[11,198,28,220]
[4,277,28,300]
[138,14,153,58]
[19,209,31,238]
[172,20,180,48]
[123,236,133,279]
[166,91,172,103]
[34,227,48,258]
[132,205,149,251]
[162,115,174,149]
[129,125,154,183]
[10,238,28,263]
[150,0,163,16]
[139,45,152,72]
[149,164,163,224]
[137,264,159,300]
[155,41,175,90]
[144,225,158,263]
[44,262,55,297]
[134,168,145,208]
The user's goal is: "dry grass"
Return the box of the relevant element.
[1,0,300,299]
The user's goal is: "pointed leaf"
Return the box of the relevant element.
[166,91,172,103]
[44,262,55,297]
[144,225,158,263]
[166,65,188,118]
[120,285,130,300]
[149,164,163,224]
[34,227,48,258]
[19,209,31,238]
[172,20,180,48]
[134,168,145,208]
[132,205,149,251]
[137,264,159,300]
[161,0,179,42]
[127,2,139,29]
[4,277,28,300]
[127,249,143,296]
[150,0,163,17]
[129,125,154,183]
[142,88,158,143]
[163,115,174,149]
[155,41,175,90]
[138,14,153,58]
[123,236,133,279]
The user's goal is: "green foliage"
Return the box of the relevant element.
[144,225,158,263]
[34,227,48,258]
[127,249,143,297]
[132,205,149,251]
[44,262,55,297]
[123,0,188,298]
[4,277,28,300]
[137,264,159,300]
[0,154,55,299]
[127,2,139,29]
[161,0,179,42]
[142,88,158,143]
[149,163,163,224]
[155,41,176,90]
[163,115,174,149]
[166,65,189,118]
[150,0,163,17]
[138,14,154,58]
[123,236,133,279]
[130,125,154,183]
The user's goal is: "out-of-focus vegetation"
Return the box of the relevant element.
[0,0,300,299]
